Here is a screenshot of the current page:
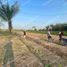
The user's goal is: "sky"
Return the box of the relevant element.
[1,0,67,29]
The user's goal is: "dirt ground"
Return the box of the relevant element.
[0,32,67,67]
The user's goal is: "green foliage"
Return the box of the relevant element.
[27,30,67,36]
[0,0,19,21]
[46,23,67,31]
[45,64,51,67]
[0,0,19,32]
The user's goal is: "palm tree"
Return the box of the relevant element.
[0,0,19,33]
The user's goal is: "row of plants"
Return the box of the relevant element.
[20,37,63,67]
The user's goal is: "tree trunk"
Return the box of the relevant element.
[8,20,12,33]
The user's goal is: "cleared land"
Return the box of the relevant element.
[0,31,67,67]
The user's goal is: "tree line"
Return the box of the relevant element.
[46,23,67,31]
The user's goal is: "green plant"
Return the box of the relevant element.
[0,0,19,33]
[58,64,62,67]
[45,64,51,67]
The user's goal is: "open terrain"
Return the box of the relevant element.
[0,31,67,67]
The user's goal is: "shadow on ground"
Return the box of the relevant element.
[2,38,15,67]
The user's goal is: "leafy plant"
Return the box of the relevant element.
[45,64,51,67]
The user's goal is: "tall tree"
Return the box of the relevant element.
[0,0,19,33]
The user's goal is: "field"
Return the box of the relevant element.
[27,30,67,36]
[0,31,67,67]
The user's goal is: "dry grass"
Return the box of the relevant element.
[26,32,67,59]
[0,34,43,67]
[0,31,67,67]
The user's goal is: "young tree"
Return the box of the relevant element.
[0,0,19,33]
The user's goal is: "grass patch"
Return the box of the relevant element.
[27,30,67,36]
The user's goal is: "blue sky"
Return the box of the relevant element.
[2,0,67,29]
